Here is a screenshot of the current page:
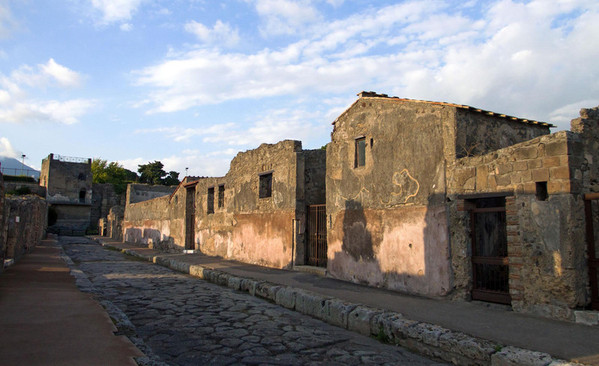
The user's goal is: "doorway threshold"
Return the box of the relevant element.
[294,265,328,277]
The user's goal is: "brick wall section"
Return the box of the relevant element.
[447,130,588,320]
[448,131,575,196]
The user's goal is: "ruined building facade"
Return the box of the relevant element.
[40,154,93,235]
[123,141,325,269]
[118,92,599,321]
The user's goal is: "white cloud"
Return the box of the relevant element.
[0,2,17,39]
[40,59,83,87]
[135,1,599,130]
[136,107,328,150]
[0,60,95,124]
[120,23,133,31]
[90,0,144,24]
[0,137,18,158]
[251,0,322,36]
[119,153,232,177]
[185,20,240,47]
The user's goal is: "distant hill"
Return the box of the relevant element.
[0,156,40,179]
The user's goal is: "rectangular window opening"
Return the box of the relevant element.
[207,187,215,214]
[218,184,225,208]
[536,181,548,201]
[355,137,366,168]
[259,173,273,198]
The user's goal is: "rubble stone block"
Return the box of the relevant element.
[294,289,328,319]
[550,166,570,180]
[189,264,207,279]
[274,287,297,309]
[545,142,568,156]
[574,310,599,326]
[227,276,242,290]
[347,306,382,336]
[438,331,496,363]
[490,346,553,366]
[322,299,357,329]
[254,282,281,302]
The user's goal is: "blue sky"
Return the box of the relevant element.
[1,0,598,176]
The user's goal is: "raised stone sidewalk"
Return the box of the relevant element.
[92,236,599,366]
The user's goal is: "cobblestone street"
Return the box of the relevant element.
[60,236,444,365]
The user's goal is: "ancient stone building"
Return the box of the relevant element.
[123,140,326,269]
[118,92,599,321]
[327,92,598,320]
[40,153,92,235]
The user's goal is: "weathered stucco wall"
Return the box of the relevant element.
[327,97,452,296]
[194,140,303,269]
[122,140,323,269]
[123,191,185,252]
[447,131,587,320]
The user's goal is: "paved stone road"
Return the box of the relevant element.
[61,236,446,366]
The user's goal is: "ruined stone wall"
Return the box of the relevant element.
[40,154,92,205]
[327,98,452,296]
[50,204,91,235]
[303,149,326,206]
[107,205,124,242]
[447,131,587,320]
[195,140,303,269]
[91,183,124,231]
[3,195,47,261]
[0,173,7,269]
[3,182,46,197]
[455,109,550,158]
[121,140,320,269]
[123,189,185,252]
[571,106,599,192]
[126,183,176,204]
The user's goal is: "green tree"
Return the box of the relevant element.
[137,161,180,186]
[163,171,180,186]
[92,158,138,194]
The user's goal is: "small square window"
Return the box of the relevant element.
[536,181,548,201]
[207,187,215,214]
[259,173,272,198]
[218,185,225,208]
[355,137,366,168]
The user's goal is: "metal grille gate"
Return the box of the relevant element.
[470,197,511,305]
[584,193,599,310]
[306,204,327,267]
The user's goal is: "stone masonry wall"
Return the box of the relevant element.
[0,173,7,270]
[447,131,587,320]
[107,205,124,242]
[3,195,47,262]
[91,183,124,231]
[126,184,176,204]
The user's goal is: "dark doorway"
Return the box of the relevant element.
[470,196,511,304]
[584,194,599,310]
[185,186,196,250]
[306,204,327,267]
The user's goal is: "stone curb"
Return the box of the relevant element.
[99,241,585,366]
